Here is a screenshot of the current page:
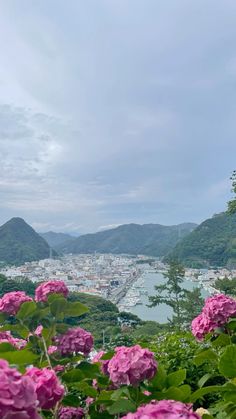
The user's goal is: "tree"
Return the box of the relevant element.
[178,287,204,325]
[228,170,236,214]
[148,260,186,329]
[118,311,142,328]
[214,276,236,296]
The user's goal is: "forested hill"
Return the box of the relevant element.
[0,217,57,265]
[165,212,236,268]
[40,231,74,248]
[55,222,197,257]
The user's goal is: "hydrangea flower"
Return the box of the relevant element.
[35,280,69,302]
[192,294,236,340]
[25,367,64,409]
[123,400,200,418]
[108,345,157,386]
[92,350,110,375]
[56,327,93,356]
[0,331,27,349]
[48,345,58,354]
[0,359,40,418]
[58,406,84,418]
[0,291,32,315]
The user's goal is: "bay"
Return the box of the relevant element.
[128,271,209,323]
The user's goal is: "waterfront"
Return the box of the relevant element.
[123,271,209,323]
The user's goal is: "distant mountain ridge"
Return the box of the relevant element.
[55,222,197,257]
[165,212,236,268]
[0,218,57,265]
[40,231,74,248]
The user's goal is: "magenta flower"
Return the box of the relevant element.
[0,359,40,418]
[56,327,93,356]
[191,294,236,340]
[0,291,32,315]
[92,350,110,375]
[58,406,84,418]
[0,331,27,349]
[35,280,69,302]
[123,400,200,418]
[108,345,157,387]
[48,345,58,354]
[25,367,64,409]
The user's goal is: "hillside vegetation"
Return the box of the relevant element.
[55,222,197,257]
[166,212,236,267]
[0,217,57,265]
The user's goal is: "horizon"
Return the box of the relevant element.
[1,1,236,233]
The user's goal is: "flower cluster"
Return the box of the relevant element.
[108,345,157,386]
[35,280,69,302]
[0,331,27,349]
[56,327,93,356]
[192,294,236,340]
[25,367,64,409]
[58,406,84,418]
[123,400,200,418]
[0,359,39,419]
[0,291,32,315]
[92,350,110,375]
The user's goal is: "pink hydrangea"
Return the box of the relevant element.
[203,294,236,325]
[92,350,110,375]
[0,291,32,315]
[0,359,40,419]
[35,280,69,302]
[108,345,157,387]
[56,327,93,356]
[25,367,64,409]
[58,406,84,418]
[0,331,27,349]
[123,400,200,418]
[191,313,216,341]
[192,294,236,340]
[48,345,58,354]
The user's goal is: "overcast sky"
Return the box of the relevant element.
[0,0,236,234]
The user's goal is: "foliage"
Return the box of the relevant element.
[0,275,37,298]
[214,277,236,296]
[0,217,57,265]
[55,222,197,257]
[165,212,236,268]
[227,170,236,215]
[1,280,236,417]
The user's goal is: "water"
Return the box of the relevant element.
[128,271,209,323]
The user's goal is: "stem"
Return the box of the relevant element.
[41,335,52,369]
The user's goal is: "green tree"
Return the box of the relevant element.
[214,276,236,296]
[228,170,236,214]
[178,287,204,325]
[148,260,186,329]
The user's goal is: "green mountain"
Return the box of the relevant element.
[165,212,236,268]
[0,217,57,265]
[40,231,74,248]
[55,222,197,257]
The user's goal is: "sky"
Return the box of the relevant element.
[0,0,236,234]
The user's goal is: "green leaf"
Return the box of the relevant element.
[110,388,130,401]
[198,373,214,388]
[211,334,231,348]
[76,361,100,378]
[64,301,89,317]
[108,400,136,415]
[16,301,37,320]
[228,319,236,332]
[194,349,218,366]
[101,351,115,360]
[97,390,113,401]
[219,346,236,378]
[163,387,186,401]
[63,369,84,382]
[62,395,82,407]
[0,342,16,352]
[0,312,7,322]
[0,349,38,365]
[167,369,186,387]
[191,385,223,402]
[179,384,191,400]
[73,381,97,397]
[50,297,67,318]
[150,365,167,390]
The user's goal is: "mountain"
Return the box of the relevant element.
[55,222,197,257]
[165,212,236,268]
[40,231,74,248]
[0,218,57,265]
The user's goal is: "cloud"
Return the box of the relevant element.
[0,1,236,232]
